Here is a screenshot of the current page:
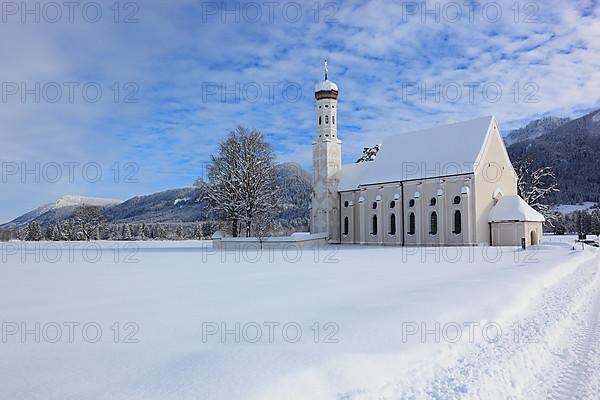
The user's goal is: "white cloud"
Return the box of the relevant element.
[1,0,598,222]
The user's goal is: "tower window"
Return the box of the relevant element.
[390,201,396,208]
[325,115,329,124]
[344,201,349,208]
[430,197,436,206]
[453,196,461,205]
[372,202,377,210]
[408,212,416,235]
[430,212,438,235]
[371,215,378,235]
[409,199,415,207]
[319,116,322,125]
[332,116,335,124]
[389,213,396,235]
[343,217,349,236]
[453,210,462,234]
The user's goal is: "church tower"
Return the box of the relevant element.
[311,60,341,242]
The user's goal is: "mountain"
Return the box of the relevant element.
[507,108,600,204]
[1,196,122,229]
[3,163,311,229]
[104,187,208,224]
[504,116,571,145]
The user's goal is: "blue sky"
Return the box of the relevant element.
[1,0,599,222]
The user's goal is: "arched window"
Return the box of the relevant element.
[408,212,416,235]
[319,116,322,125]
[372,202,378,210]
[389,201,396,208]
[371,215,378,235]
[332,116,335,124]
[389,213,396,235]
[409,199,415,207]
[430,197,436,206]
[343,217,349,236]
[430,212,438,235]
[453,210,462,234]
[453,196,461,205]
[325,115,329,124]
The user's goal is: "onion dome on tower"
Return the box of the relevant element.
[315,60,339,100]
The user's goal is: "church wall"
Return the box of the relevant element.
[340,191,356,244]
[402,175,475,245]
[473,122,518,245]
[340,184,403,245]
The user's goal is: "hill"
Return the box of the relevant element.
[2,163,311,230]
[507,108,600,204]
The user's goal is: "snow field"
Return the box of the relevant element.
[0,236,598,399]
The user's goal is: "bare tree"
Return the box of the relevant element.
[206,127,279,237]
[73,205,105,241]
[514,158,560,224]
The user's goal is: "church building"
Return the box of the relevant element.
[310,62,544,247]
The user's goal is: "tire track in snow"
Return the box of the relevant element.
[392,250,600,399]
[548,281,600,400]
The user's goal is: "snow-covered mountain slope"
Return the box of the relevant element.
[507,108,600,204]
[53,195,122,209]
[0,195,122,228]
[1,163,311,229]
[504,116,571,146]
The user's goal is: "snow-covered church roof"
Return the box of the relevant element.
[337,116,497,191]
[488,195,545,222]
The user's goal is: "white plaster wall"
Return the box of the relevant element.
[473,121,518,245]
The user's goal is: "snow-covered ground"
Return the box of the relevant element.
[0,236,598,399]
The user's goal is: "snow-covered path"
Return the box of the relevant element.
[452,245,600,399]
[0,237,598,399]
[548,266,600,400]
[378,243,600,399]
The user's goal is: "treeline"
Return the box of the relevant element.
[550,209,600,235]
[14,221,221,242]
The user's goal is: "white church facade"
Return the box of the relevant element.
[310,63,544,247]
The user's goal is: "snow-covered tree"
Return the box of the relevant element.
[201,222,218,239]
[153,224,166,239]
[513,158,559,224]
[122,224,132,241]
[72,205,105,241]
[174,223,183,239]
[16,228,27,241]
[591,209,600,236]
[48,224,61,241]
[253,213,272,248]
[26,221,43,241]
[356,144,381,163]
[206,127,279,237]
[551,212,567,235]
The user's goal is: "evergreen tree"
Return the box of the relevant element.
[73,205,105,241]
[122,224,132,241]
[591,209,600,236]
[26,222,43,241]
